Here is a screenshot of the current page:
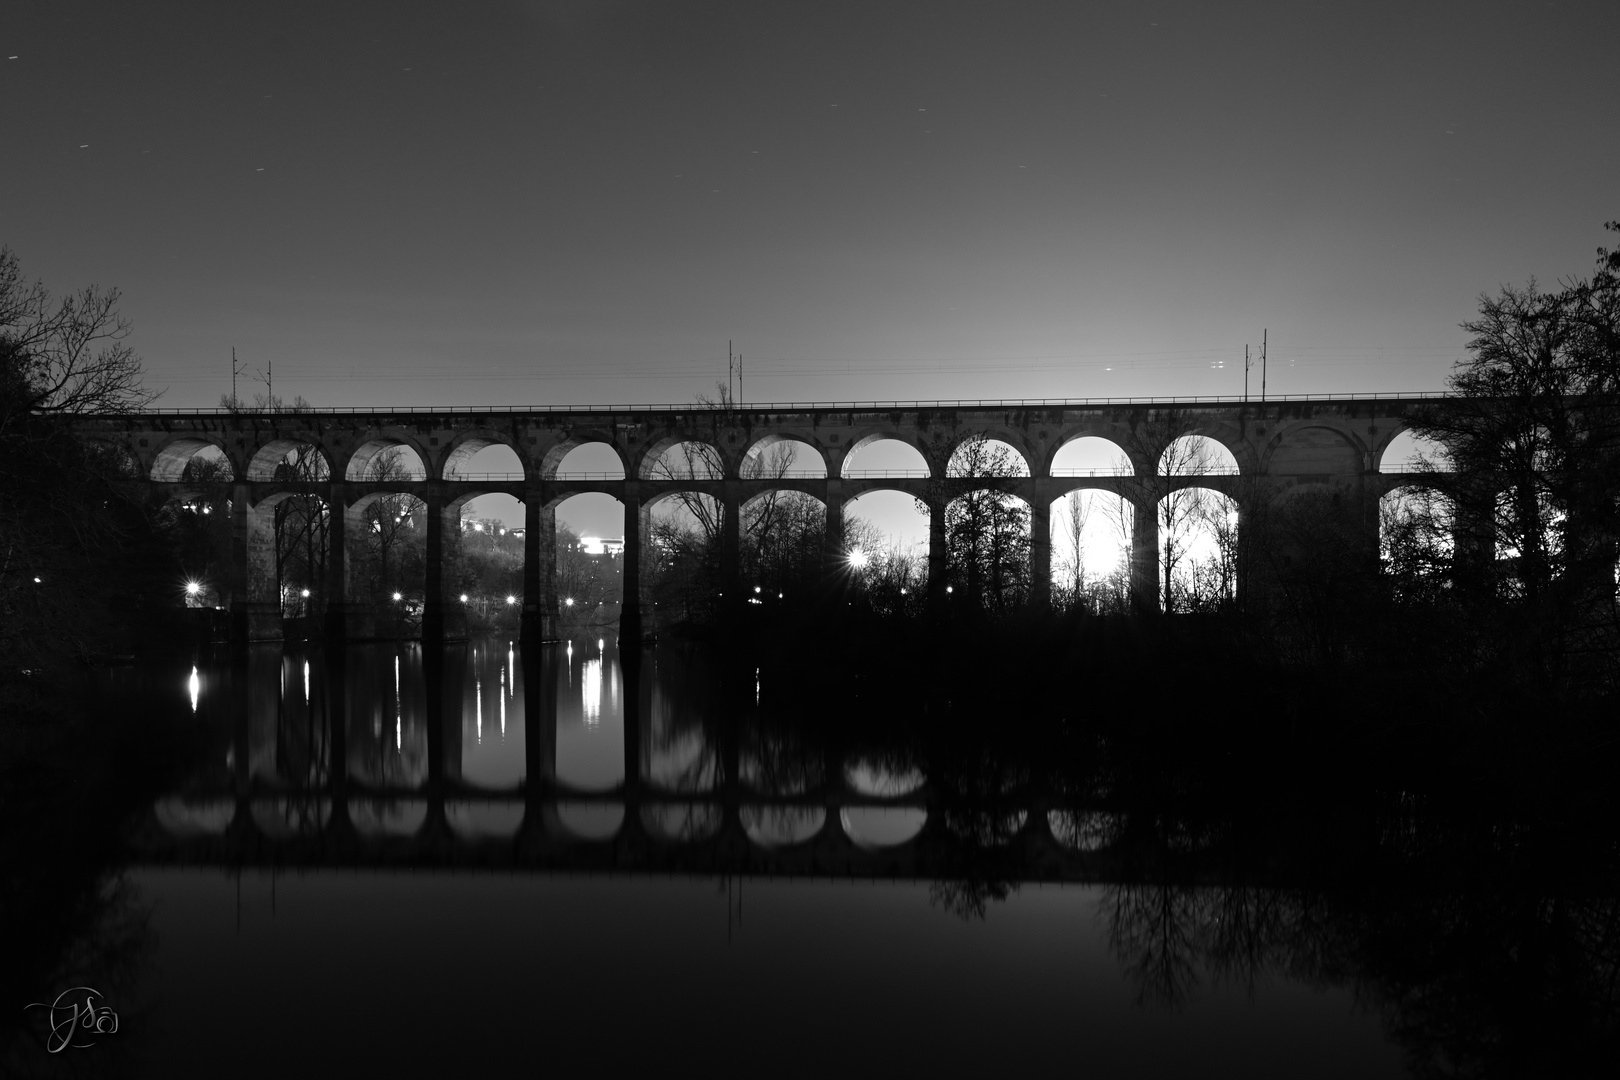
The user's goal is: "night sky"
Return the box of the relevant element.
[4,0,1617,410]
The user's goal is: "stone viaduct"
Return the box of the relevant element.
[72,394,1441,641]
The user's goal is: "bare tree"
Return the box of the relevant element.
[0,247,158,434]
[936,434,1031,611]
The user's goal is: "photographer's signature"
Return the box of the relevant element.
[24,986,119,1053]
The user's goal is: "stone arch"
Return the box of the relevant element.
[740,487,828,597]
[344,436,430,481]
[940,429,1034,478]
[1261,423,1366,476]
[1046,433,1133,478]
[348,488,429,608]
[636,435,729,480]
[246,438,333,482]
[245,488,333,611]
[740,434,827,478]
[842,432,932,478]
[150,435,237,482]
[1156,485,1239,612]
[1376,427,1448,473]
[1158,434,1241,477]
[542,434,629,479]
[442,431,528,481]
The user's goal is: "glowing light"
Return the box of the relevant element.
[473,522,484,532]
[565,597,575,607]
[300,588,310,598]
[505,595,516,605]
[33,576,41,584]
[392,591,403,601]
[848,549,869,569]
[754,585,761,594]
[581,658,603,725]
[303,660,310,702]
[946,585,954,594]
[185,580,202,596]
[460,593,469,603]
[188,666,200,712]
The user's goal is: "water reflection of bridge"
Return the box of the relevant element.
[143,641,1223,882]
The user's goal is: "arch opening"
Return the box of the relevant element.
[347,440,426,482]
[948,436,1029,478]
[945,486,1032,611]
[1157,486,1239,612]
[151,438,234,482]
[842,437,929,479]
[1379,429,1449,473]
[1159,435,1239,476]
[1051,490,1133,614]
[552,441,625,480]
[643,439,724,481]
[742,437,826,479]
[248,490,333,618]
[248,440,331,483]
[555,493,624,632]
[742,489,826,602]
[1380,486,1454,587]
[646,490,725,625]
[351,490,429,632]
[451,492,527,633]
[844,489,929,615]
[1051,436,1131,477]
[445,439,523,481]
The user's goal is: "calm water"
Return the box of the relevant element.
[21,638,1617,1076]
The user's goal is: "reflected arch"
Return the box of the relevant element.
[841,807,927,849]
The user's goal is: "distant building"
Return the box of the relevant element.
[578,536,624,557]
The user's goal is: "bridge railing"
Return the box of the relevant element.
[98,390,1452,418]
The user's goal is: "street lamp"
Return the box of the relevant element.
[392,591,403,602]
[459,593,469,603]
[505,595,516,605]
[565,597,575,607]
[185,581,202,597]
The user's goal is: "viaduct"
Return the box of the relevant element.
[73,394,1440,641]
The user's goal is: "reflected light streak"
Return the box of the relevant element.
[188,666,200,713]
[581,658,603,726]
[303,661,310,703]
[394,655,402,751]
[476,677,483,743]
